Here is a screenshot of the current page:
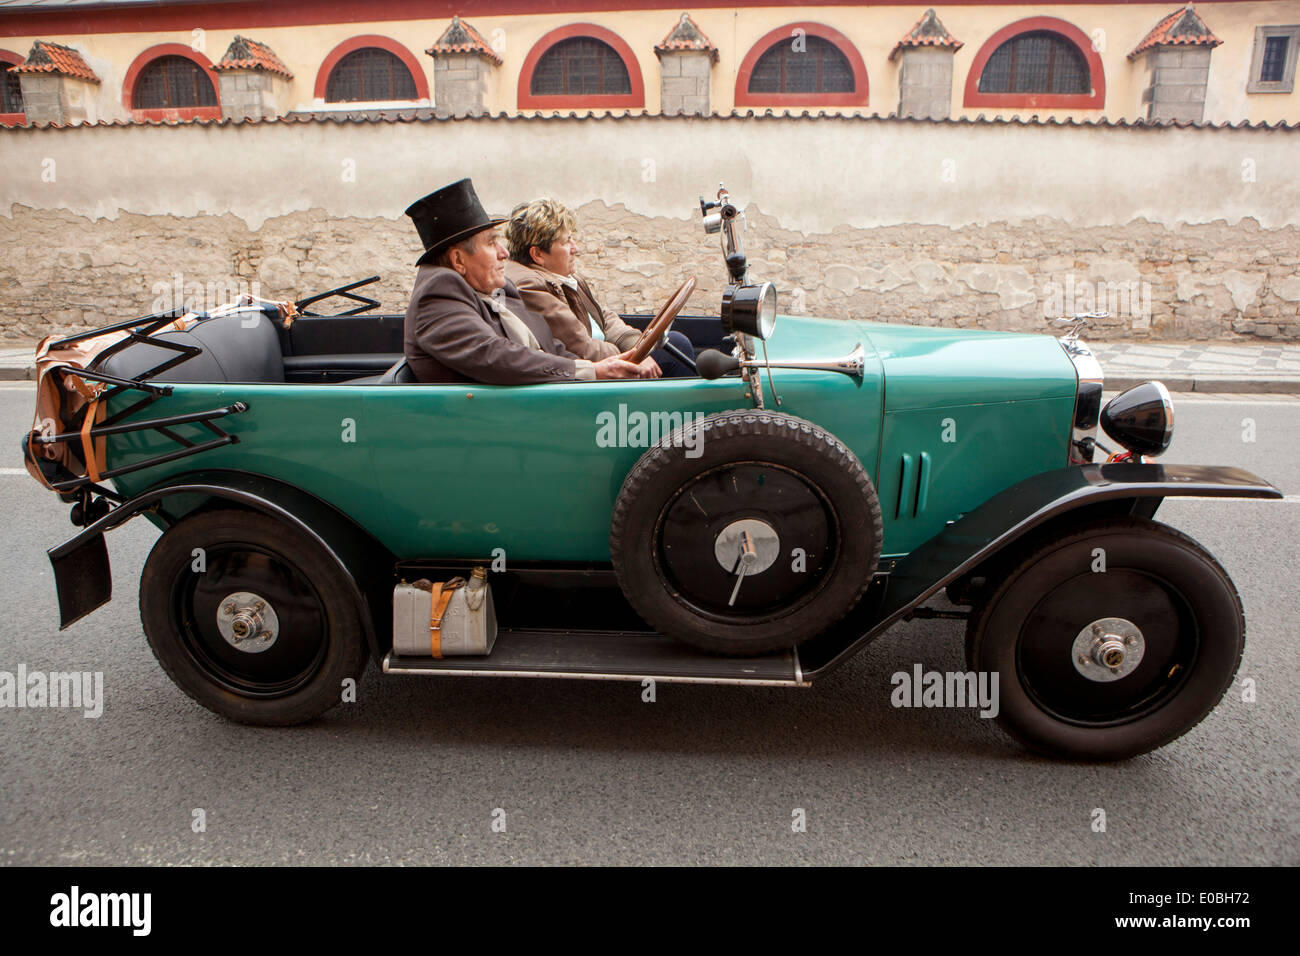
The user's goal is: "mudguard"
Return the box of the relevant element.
[797,463,1281,678]
[47,470,395,660]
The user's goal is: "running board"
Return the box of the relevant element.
[382,628,807,687]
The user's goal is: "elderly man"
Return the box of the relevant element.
[503,198,695,377]
[403,179,656,384]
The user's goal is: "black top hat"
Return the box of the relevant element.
[405,178,506,267]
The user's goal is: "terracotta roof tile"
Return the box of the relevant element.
[214,36,293,79]
[5,110,1295,133]
[655,13,719,60]
[890,8,963,60]
[426,16,502,66]
[11,41,99,83]
[1129,4,1222,60]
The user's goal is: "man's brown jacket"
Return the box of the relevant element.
[404,266,592,384]
[504,261,641,361]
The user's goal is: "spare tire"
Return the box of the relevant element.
[610,410,882,654]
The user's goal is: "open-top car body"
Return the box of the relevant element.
[24,186,1280,760]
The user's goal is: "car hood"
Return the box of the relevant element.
[854,321,1078,412]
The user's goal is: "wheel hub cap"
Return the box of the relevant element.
[216,591,280,654]
[1072,617,1144,682]
[713,518,780,575]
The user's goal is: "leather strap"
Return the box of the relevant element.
[78,398,102,484]
[428,578,465,658]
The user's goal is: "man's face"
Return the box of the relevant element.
[454,228,507,294]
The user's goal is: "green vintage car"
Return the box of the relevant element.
[25,187,1279,760]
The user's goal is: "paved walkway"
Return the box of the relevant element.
[1090,342,1300,393]
[2,339,1298,392]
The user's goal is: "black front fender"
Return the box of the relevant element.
[798,463,1281,678]
[48,470,395,661]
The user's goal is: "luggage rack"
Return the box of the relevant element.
[27,275,383,510]
[27,308,250,507]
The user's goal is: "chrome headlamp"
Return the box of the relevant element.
[722,282,778,340]
[1101,382,1175,457]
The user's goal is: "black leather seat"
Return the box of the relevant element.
[97,309,284,384]
[346,358,417,385]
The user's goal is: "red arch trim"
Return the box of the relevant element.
[517,23,645,110]
[314,34,429,101]
[123,43,221,121]
[734,22,869,108]
[963,17,1105,110]
[1,47,24,126]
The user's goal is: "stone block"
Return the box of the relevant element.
[680,94,709,114]
[679,53,712,77]
[661,76,699,96]
[659,54,681,77]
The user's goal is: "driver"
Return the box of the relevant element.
[503,198,696,377]
[403,179,657,385]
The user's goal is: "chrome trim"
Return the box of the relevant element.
[1153,380,1175,448]
[381,653,812,687]
[1059,336,1104,463]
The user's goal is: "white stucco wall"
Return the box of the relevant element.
[2,114,1296,232]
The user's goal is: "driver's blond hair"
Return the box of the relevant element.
[505,198,577,265]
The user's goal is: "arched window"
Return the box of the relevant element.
[748,34,854,95]
[963,17,1104,109]
[530,36,630,96]
[1,60,23,115]
[978,31,1088,95]
[517,25,644,109]
[324,47,417,102]
[132,55,218,109]
[734,23,869,108]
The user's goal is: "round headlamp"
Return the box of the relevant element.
[722,282,778,340]
[1100,381,1174,457]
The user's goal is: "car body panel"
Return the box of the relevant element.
[101,312,1091,563]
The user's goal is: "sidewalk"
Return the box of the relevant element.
[2,339,1299,393]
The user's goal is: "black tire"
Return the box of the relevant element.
[610,410,882,654]
[140,508,368,725]
[965,516,1244,761]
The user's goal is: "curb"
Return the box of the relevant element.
[0,366,33,382]
[1107,374,1300,394]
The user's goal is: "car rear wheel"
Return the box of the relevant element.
[611,410,882,654]
[965,517,1244,761]
[140,508,367,725]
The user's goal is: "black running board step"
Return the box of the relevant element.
[383,628,806,686]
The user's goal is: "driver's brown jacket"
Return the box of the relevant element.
[404,266,594,385]
[504,261,641,361]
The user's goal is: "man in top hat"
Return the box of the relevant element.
[403,179,656,384]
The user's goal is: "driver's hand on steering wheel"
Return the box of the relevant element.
[593,354,655,380]
[635,354,663,378]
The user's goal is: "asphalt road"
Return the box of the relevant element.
[0,382,1296,866]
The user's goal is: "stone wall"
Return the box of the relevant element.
[4,203,1296,343]
[1,114,1298,341]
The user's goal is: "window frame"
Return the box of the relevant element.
[0,49,25,127]
[963,17,1105,110]
[1247,25,1300,93]
[314,35,429,106]
[123,43,221,122]
[734,22,868,108]
[517,24,644,110]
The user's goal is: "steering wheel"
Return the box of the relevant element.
[626,277,696,365]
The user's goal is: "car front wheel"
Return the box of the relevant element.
[965,516,1244,761]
